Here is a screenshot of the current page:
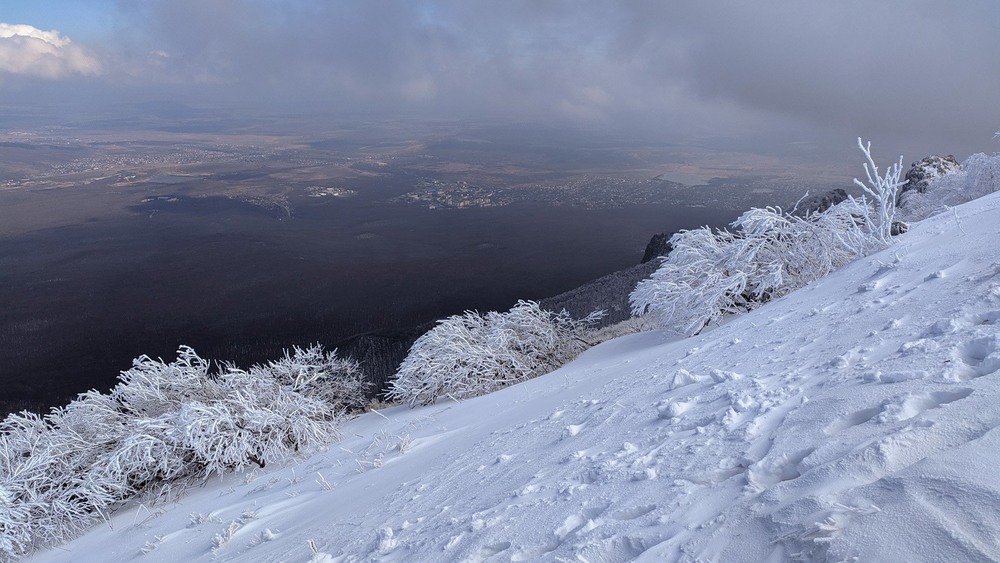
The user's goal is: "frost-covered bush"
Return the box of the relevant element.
[249,344,368,413]
[965,152,1000,198]
[631,138,903,336]
[387,300,603,407]
[112,345,219,417]
[0,344,364,561]
[0,401,136,559]
[0,412,72,558]
[898,152,1000,221]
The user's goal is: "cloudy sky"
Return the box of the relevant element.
[2,1,999,159]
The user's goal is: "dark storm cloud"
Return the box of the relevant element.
[10,1,1000,157]
[101,0,775,137]
[623,1,1000,154]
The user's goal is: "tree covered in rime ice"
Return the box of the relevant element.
[388,300,604,407]
[248,344,369,413]
[0,344,366,561]
[630,138,905,336]
[897,151,1000,222]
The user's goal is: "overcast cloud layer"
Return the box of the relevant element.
[3,1,999,158]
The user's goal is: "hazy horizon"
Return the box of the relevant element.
[2,1,999,165]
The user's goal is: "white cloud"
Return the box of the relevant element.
[0,23,70,47]
[0,23,102,79]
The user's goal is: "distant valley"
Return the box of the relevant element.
[0,118,847,414]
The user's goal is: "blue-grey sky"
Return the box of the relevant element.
[2,1,999,159]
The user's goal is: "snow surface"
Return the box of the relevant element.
[31,192,1000,561]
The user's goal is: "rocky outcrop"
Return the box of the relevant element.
[790,188,849,217]
[641,232,675,263]
[899,155,960,204]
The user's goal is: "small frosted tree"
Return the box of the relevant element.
[387,301,603,407]
[631,138,903,335]
[898,151,1000,221]
[853,137,905,245]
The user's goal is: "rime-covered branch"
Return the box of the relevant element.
[853,137,905,245]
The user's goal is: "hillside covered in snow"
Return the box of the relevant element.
[25,185,1000,560]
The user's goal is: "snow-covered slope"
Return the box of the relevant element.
[32,192,1000,562]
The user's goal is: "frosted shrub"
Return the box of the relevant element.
[631,138,902,336]
[0,411,118,558]
[0,481,31,560]
[964,152,1000,197]
[0,344,364,561]
[175,366,340,476]
[898,152,1000,221]
[102,413,186,495]
[250,344,369,413]
[110,346,352,476]
[112,345,219,417]
[0,412,60,558]
[388,300,604,407]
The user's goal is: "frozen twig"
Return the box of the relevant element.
[853,137,905,245]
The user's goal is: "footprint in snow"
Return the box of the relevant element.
[863,370,929,384]
[747,447,816,488]
[924,270,947,281]
[574,534,652,562]
[898,338,940,356]
[630,467,658,481]
[608,504,657,521]
[966,309,1000,325]
[668,369,703,389]
[954,336,1000,378]
[923,318,965,337]
[824,407,880,434]
[620,442,639,455]
[370,527,398,555]
[884,317,906,331]
[472,541,511,561]
[858,280,881,293]
[510,541,560,561]
[516,483,541,497]
[656,399,695,420]
[553,503,608,542]
[829,355,851,369]
[877,388,974,423]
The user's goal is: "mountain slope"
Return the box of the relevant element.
[31,191,1000,562]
